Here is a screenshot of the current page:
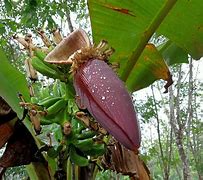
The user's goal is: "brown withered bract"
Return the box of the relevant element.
[75,111,107,135]
[102,138,150,180]
[13,34,29,49]
[36,29,52,48]
[45,29,91,64]
[29,112,42,135]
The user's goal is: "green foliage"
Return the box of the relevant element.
[158,41,189,65]
[96,170,129,180]
[1,0,85,31]
[134,63,203,179]
[4,166,28,180]
[0,47,29,118]
[136,97,157,123]
[89,0,203,91]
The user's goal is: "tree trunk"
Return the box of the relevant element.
[175,132,192,180]
[169,67,192,180]
[151,86,169,180]
[66,10,74,33]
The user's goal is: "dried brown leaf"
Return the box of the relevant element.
[102,138,151,180]
[0,97,12,116]
[0,97,17,125]
[0,121,44,168]
[29,112,41,135]
[0,123,13,148]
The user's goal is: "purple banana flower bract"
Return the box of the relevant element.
[74,59,141,151]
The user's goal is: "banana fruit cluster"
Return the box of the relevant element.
[31,50,67,82]
[31,80,106,167]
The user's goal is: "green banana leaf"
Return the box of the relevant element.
[0,48,53,180]
[126,44,171,92]
[0,48,30,118]
[158,41,188,66]
[88,0,203,92]
[158,0,203,60]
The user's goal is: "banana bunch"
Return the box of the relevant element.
[66,115,106,167]
[31,81,69,125]
[31,80,106,167]
[31,49,67,82]
[46,124,106,167]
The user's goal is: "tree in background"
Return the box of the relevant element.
[136,60,203,179]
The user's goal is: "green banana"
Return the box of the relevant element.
[34,49,46,61]
[32,56,66,81]
[70,117,85,134]
[42,112,56,120]
[53,80,61,97]
[83,143,106,156]
[59,82,66,95]
[49,108,68,125]
[30,97,39,104]
[47,147,58,158]
[46,99,67,115]
[39,87,50,99]
[74,138,95,151]
[47,145,63,158]
[68,99,79,114]
[38,96,62,108]
[31,56,61,79]
[76,131,97,140]
[40,117,52,125]
[41,108,67,125]
[34,49,60,72]
[69,146,89,167]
